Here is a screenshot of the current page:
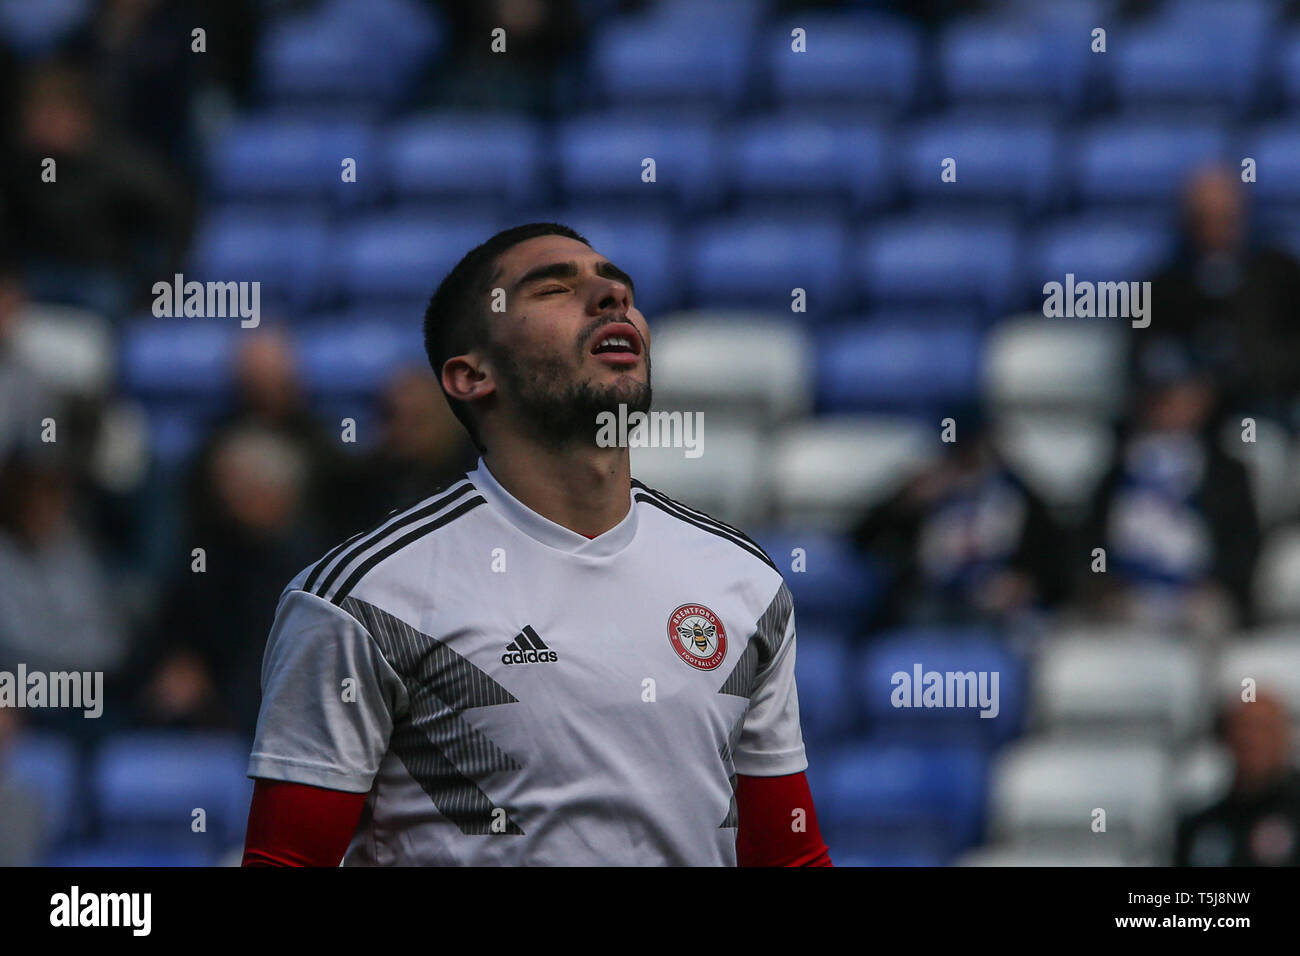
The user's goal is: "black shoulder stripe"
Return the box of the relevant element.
[303,475,472,593]
[633,493,778,572]
[631,480,776,565]
[310,478,474,598]
[328,495,487,605]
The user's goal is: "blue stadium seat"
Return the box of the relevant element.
[205,116,377,208]
[91,732,253,851]
[816,322,982,414]
[119,319,239,397]
[751,529,883,631]
[141,401,226,468]
[1025,214,1174,294]
[831,849,947,866]
[938,14,1090,112]
[44,845,213,867]
[0,0,88,56]
[1107,14,1268,111]
[791,630,856,743]
[258,0,443,110]
[296,317,415,395]
[686,215,851,312]
[1280,27,1300,108]
[555,111,721,211]
[814,741,989,857]
[1110,4,1271,112]
[189,207,330,312]
[767,14,922,113]
[3,731,81,846]
[588,10,753,107]
[855,217,1021,315]
[383,114,544,205]
[897,114,1062,214]
[856,628,1026,748]
[1072,120,1228,209]
[855,307,985,330]
[727,113,891,212]
[1244,123,1300,209]
[333,214,501,304]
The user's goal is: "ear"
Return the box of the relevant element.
[441,352,495,405]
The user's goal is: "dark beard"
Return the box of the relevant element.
[490,342,652,449]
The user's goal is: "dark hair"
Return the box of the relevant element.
[423,222,589,452]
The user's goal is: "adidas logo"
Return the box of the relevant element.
[501,626,558,665]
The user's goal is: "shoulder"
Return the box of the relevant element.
[289,472,485,607]
[630,478,780,577]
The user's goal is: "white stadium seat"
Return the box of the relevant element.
[992,412,1114,511]
[1220,418,1297,528]
[629,415,766,526]
[983,313,1125,416]
[955,845,1132,866]
[1253,525,1300,622]
[770,414,939,530]
[1214,629,1300,719]
[987,739,1174,859]
[14,303,115,395]
[1031,628,1207,743]
[648,310,812,424]
[1171,740,1233,817]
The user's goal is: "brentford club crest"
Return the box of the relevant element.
[668,604,727,670]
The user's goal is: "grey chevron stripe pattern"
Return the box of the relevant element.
[341,597,524,835]
[750,583,794,670]
[717,583,794,699]
[718,640,761,699]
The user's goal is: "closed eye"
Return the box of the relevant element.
[537,286,568,296]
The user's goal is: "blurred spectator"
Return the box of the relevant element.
[430,0,586,114]
[70,0,263,171]
[1145,165,1300,432]
[75,0,199,171]
[344,366,478,527]
[1078,345,1260,635]
[0,60,193,317]
[0,450,130,679]
[851,408,1066,633]
[0,710,44,866]
[131,424,322,736]
[187,330,355,541]
[1175,693,1300,866]
[0,262,57,461]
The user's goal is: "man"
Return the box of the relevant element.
[242,223,831,866]
[1145,165,1300,431]
[1175,693,1300,866]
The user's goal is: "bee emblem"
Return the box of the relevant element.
[667,604,727,670]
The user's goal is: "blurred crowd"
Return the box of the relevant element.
[1,0,1299,867]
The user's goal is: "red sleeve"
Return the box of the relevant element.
[241,778,369,867]
[735,771,833,867]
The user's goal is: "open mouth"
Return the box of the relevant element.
[589,321,642,364]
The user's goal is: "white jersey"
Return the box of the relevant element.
[247,458,807,866]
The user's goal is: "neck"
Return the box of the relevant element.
[482,430,631,537]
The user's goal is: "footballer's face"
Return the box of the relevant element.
[482,234,651,444]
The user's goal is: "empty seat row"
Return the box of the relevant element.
[588,2,1297,114]
[188,207,1201,318]
[204,111,1300,216]
[1,731,252,864]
